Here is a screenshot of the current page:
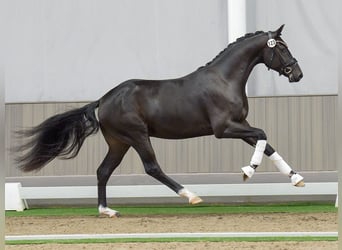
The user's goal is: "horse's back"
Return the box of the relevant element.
[98,78,214,139]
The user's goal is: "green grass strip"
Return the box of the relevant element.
[5,202,337,217]
[5,236,338,245]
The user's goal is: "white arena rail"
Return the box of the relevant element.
[5,182,338,211]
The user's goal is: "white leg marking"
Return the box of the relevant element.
[178,188,203,204]
[98,205,120,218]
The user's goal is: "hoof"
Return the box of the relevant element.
[189,196,203,205]
[295,180,305,187]
[100,210,120,218]
[98,205,120,218]
[178,188,203,204]
[241,166,255,181]
[291,173,305,187]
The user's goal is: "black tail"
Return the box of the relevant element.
[16,101,100,172]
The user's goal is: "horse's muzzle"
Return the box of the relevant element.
[289,72,303,82]
[288,63,303,82]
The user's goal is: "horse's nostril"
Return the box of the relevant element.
[298,72,303,79]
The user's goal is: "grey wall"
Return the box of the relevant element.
[6,95,337,178]
[4,0,227,103]
[4,0,338,103]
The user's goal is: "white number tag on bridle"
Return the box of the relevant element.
[267,38,276,48]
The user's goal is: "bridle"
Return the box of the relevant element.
[266,32,298,75]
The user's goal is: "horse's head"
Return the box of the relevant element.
[262,25,303,82]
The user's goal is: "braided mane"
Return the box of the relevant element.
[198,31,264,70]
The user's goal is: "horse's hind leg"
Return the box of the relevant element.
[132,136,202,204]
[97,142,130,217]
[242,138,304,187]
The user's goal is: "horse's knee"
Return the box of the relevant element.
[256,129,267,141]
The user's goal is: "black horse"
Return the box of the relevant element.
[17,25,304,217]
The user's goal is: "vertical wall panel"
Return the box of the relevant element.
[311,97,324,170]
[5,96,337,177]
[322,97,337,171]
[288,97,301,171]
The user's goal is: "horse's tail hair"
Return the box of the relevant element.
[15,101,100,172]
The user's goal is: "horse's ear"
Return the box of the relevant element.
[275,24,285,37]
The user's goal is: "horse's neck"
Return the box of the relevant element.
[211,37,265,86]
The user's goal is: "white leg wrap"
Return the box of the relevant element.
[269,152,304,186]
[178,188,203,204]
[269,152,292,176]
[250,140,267,166]
[98,205,120,218]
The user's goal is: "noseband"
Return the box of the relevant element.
[267,32,297,75]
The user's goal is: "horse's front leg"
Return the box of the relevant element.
[213,120,304,186]
[214,120,268,177]
[242,137,305,187]
[241,139,268,180]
